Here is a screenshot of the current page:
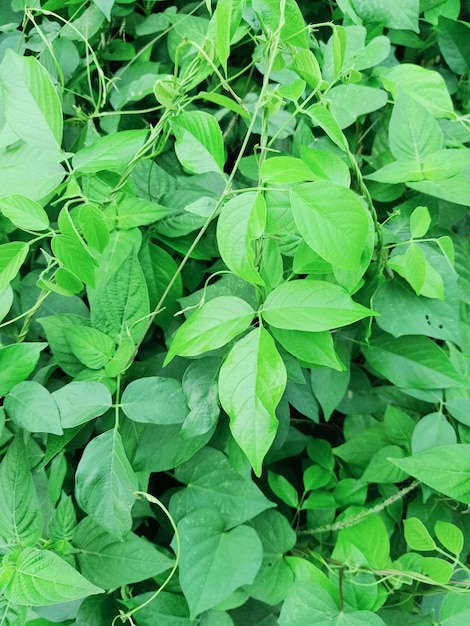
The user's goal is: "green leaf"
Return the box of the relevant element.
[403,517,436,551]
[374,279,460,343]
[382,63,455,118]
[0,598,27,626]
[245,509,296,605]
[75,430,139,538]
[410,206,431,239]
[260,156,319,183]
[0,436,42,547]
[37,315,91,377]
[181,357,221,437]
[112,194,170,229]
[440,590,470,626]
[123,591,195,626]
[78,204,109,253]
[278,582,339,626]
[351,0,419,32]
[301,147,351,187]
[411,412,456,454]
[305,103,349,152]
[73,516,174,588]
[437,15,470,74]
[362,331,465,389]
[213,0,245,73]
[421,556,453,584]
[0,145,65,201]
[88,247,150,344]
[165,296,254,364]
[216,192,265,286]
[0,195,49,231]
[391,444,470,504]
[389,94,443,161]
[170,111,225,174]
[170,447,274,527]
[65,326,115,370]
[407,175,470,207]
[219,327,287,475]
[289,48,321,90]
[177,508,263,618]
[0,343,46,397]
[92,0,115,21]
[434,520,464,555]
[4,381,62,435]
[52,381,112,428]
[73,130,148,174]
[290,182,370,270]
[52,234,96,288]
[197,91,250,119]
[3,547,102,606]
[0,49,62,149]
[333,510,390,569]
[267,471,299,507]
[0,242,29,291]
[327,85,388,129]
[311,364,350,421]
[262,280,375,332]
[121,376,189,425]
[253,0,308,48]
[271,328,343,370]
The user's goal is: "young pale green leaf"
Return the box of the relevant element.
[267,471,299,508]
[403,517,436,551]
[434,520,464,555]
[362,331,464,389]
[113,194,170,229]
[408,174,470,207]
[382,63,455,118]
[305,103,348,152]
[92,0,115,21]
[246,509,296,605]
[216,192,265,285]
[301,146,351,187]
[219,327,287,476]
[440,593,470,626]
[389,94,443,161]
[170,111,225,174]
[289,48,321,89]
[253,0,308,48]
[74,517,174,589]
[177,508,263,618]
[0,195,49,231]
[388,248,444,300]
[78,204,110,253]
[0,242,29,291]
[170,447,274,528]
[0,286,13,324]
[0,436,42,547]
[421,557,454,584]
[3,547,102,606]
[53,381,112,428]
[65,326,115,370]
[271,328,343,370]
[351,0,419,32]
[278,581,339,626]
[165,296,254,364]
[333,510,390,569]
[391,444,470,504]
[52,234,96,288]
[212,0,245,73]
[0,49,63,149]
[410,206,431,239]
[290,182,369,270]
[121,376,189,425]
[73,130,148,174]
[0,343,46,397]
[197,91,250,118]
[75,429,139,538]
[262,280,375,332]
[4,381,62,435]
[260,157,318,183]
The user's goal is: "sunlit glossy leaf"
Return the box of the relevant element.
[219,327,287,475]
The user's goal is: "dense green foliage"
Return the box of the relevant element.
[1,0,470,623]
